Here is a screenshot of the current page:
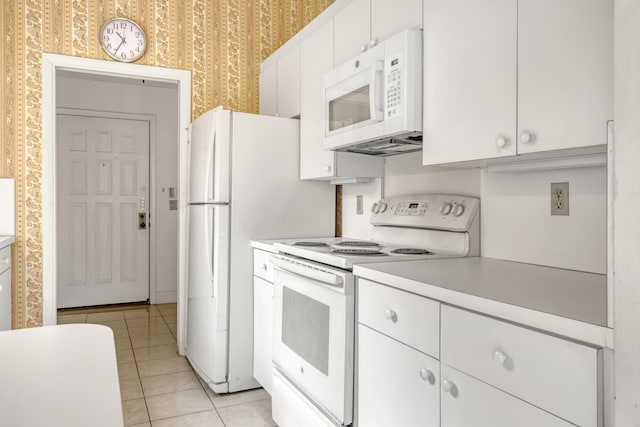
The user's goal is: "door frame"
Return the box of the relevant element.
[42,54,191,355]
[56,108,157,307]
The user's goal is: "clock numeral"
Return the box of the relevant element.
[135,31,140,37]
[106,43,112,49]
[121,52,127,59]
[138,40,143,46]
[106,28,113,34]
[103,35,109,42]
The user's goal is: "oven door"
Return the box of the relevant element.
[271,255,354,426]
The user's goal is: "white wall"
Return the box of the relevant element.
[341,178,382,239]
[57,73,179,303]
[481,167,607,274]
[384,152,481,197]
[613,0,640,423]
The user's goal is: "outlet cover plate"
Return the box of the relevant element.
[356,195,363,215]
[550,182,569,216]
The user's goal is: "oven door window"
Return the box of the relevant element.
[282,286,330,376]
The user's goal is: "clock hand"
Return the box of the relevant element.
[113,39,125,55]
[116,31,125,42]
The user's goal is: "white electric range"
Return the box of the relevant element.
[270,194,480,427]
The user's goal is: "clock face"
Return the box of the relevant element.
[100,18,147,62]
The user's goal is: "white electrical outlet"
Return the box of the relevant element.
[550,182,569,216]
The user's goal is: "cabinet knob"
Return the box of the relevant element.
[442,379,455,394]
[0,257,8,266]
[495,136,509,148]
[419,368,434,383]
[369,38,379,48]
[360,44,368,52]
[325,165,332,173]
[261,263,268,271]
[519,131,535,144]
[384,308,397,323]
[493,349,508,366]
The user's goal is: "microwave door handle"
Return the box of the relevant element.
[369,60,384,121]
[270,256,343,287]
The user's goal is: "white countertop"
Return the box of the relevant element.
[354,257,612,348]
[251,239,281,253]
[0,235,15,249]
[0,324,123,427]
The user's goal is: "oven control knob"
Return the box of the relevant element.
[378,202,387,213]
[452,204,465,217]
[439,202,453,215]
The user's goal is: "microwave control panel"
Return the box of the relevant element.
[385,53,403,119]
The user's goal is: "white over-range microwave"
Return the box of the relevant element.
[323,29,423,156]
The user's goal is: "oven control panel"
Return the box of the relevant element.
[370,194,480,232]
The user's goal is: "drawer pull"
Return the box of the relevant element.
[493,349,508,366]
[384,308,397,323]
[419,368,435,384]
[261,263,268,271]
[442,379,456,395]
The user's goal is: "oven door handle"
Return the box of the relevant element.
[270,256,344,287]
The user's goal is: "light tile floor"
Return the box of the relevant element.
[58,303,276,427]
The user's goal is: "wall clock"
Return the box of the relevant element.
[100,18,147,63]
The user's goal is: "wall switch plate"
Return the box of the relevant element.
[169,199,178,210]
[550,182,569,215]
[356,195,363,215]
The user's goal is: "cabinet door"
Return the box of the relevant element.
[253,276,273,394]
[371,0,422,43]
[300,19,336,180]
[277,46,301,118]
[517,0,613,154]
[441,364,573,427]
[423,0,517,165]
[357,324,439,427]
[333,0,371,66]
[259,62,278,117]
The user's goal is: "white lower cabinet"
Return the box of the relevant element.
[358,324,439,427]
[355,279,602,426]
[440,364,572,427]
[253,249,274,394]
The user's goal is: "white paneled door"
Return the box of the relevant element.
[57,114,150,308]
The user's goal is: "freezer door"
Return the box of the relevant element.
[186,204,230,386]
[188,107,231,203]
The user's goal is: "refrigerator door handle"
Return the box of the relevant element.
[206,205,216,299]
[207,115,217,202]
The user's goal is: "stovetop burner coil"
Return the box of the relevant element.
[390,248,435,255]
[334,241,380,247]
[331,248,388,256]
[292,241,330,247]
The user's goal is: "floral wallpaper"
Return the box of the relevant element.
[1,0,333,328]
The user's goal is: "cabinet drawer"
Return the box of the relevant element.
[441,364,573,427]
[358,279,439,358]
[0,245,10,275]
[441,305,601,427]
[253,249,274,283]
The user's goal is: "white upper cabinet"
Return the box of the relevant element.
[259,46,301,118]
[517,0,613,154]
[300,19,337,179]
[259,61,278,117]
[423,0,517,164]
[371,0,423,44]
[423,0,613,166]
[333,0,371,66]
[277,46,301,118]
[334,0,423,67]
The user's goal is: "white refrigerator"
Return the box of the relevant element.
[186,107,335,393]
